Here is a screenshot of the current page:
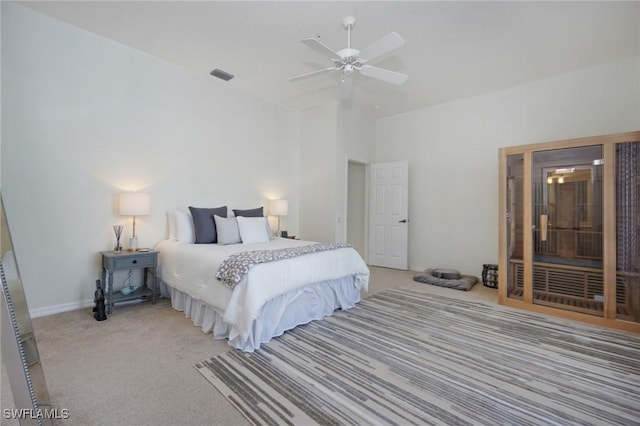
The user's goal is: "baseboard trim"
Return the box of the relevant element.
[30,299,94,318]
[30,296,155,318]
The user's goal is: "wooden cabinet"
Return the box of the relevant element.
[498,131,640,333]
[100,250,158,314]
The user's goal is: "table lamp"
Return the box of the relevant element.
[119,192,150,251]
[269,199,288,237]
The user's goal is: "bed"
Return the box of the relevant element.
[155,237,369,351]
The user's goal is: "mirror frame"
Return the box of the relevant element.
[1,195,54,425]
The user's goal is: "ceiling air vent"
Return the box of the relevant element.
[209,68,234,81]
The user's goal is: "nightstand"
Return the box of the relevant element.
[100,250,158,314]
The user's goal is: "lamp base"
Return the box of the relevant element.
[128,236,139,251]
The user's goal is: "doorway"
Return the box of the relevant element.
[347,161,367,258]
[367,161,409,270]
[347,160,409,270]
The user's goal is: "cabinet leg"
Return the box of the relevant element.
[150,267,157,305]
[107,271,114,314]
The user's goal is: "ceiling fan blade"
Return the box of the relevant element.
[359,32,405,63]
[359,65,408,85]
[288,67,337,82]
[301,38,340,60]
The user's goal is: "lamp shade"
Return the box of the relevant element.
[270,199,288,216]
[119,192,151,216]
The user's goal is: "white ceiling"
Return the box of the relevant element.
[21,1,640,118]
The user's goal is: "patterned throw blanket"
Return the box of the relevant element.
[216,243,352,289]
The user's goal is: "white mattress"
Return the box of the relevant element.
[155,238,369,343]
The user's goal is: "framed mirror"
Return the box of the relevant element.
[1,194,54,425]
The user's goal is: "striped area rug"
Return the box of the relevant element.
[195,288,640,425]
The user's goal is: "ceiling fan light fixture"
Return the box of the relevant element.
[289,16,407,89]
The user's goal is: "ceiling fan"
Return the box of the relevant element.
[289,16,408,87]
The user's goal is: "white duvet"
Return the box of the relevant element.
[155,238,369,341]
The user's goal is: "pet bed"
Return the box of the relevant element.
[413,268,477,291]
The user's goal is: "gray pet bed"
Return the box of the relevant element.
[413,268,478,291]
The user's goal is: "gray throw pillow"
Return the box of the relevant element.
[232,207,263,217]
[213,215,241,245]
[189,206,227,243]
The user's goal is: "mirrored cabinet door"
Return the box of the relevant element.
[531,145,604,316]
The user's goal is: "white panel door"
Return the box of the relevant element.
[368,161,408,269]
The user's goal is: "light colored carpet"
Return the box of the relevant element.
[196,288,640,425]
[2,267,497,425]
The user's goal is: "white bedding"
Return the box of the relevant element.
[155,238,369,345]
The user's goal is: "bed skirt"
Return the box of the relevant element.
[159,276,361,352]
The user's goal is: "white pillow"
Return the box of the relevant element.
[213,215,241,245]
[237,216,270,244]
[174,210,195,243]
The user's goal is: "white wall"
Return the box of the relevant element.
[376,56,640,276]
[0,3,2,190]
[1,3,299,315]
[336,107,376,243]
[299,102,376,243]
[299,102,337,243]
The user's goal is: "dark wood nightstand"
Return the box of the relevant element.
[100,250,158,314]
